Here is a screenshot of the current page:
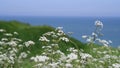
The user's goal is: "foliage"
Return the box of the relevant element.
[0,21,120,68]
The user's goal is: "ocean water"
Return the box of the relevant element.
[0,16,120,47]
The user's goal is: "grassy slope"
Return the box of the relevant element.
[1,21,119,68]
[0,20,116,54]
[0,21,84,55]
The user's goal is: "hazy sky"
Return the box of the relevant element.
[0,0,120,17]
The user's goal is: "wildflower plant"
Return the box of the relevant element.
[0,29,34,68]
[31,27,83,68]
[31,27,70,67]
[82,20,112,46]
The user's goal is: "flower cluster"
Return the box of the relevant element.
[95,20,103,29]
[82,20,112,46]
[39,27,69,43]
[0,28,34,68]
[24,40,35,47]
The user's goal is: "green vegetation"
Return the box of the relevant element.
[0,21,120,68]
[0,21,83,55]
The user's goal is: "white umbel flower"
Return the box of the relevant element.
[31,55,49,62]
[82,35,88,39]
[39,36,50,42]
[59,37,69,42]
[65,63,73,68]
[95,20,103,28]
[24,40,35,47]
[67,53,78,60]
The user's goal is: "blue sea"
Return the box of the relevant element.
[0,16,120,47]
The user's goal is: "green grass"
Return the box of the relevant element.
[0,20,120,68]
[0,21,83,55]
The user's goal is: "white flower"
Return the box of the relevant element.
[67,53,78,60]
[112,63,120,68]
[80,53,92,60]
[108,40,112,44]
[82,35,88,39]
[59,37,69,42]
[11,38,22,42]
[43,31,55,36]
[39,36,50,42]
[52,34,58,38]
[104,54,111,59]
[13,32,19,35]
[0,29,6,32]
[4,33,13,36]
[24,40,35,47]
[42,46,52,49]
[49,62,58,68]
[1,38,8,41]
[19,52,28,59]
[12,48,18,53]
[86,38,92,43]
[9,56,14,64]
[30,55,49,62]
[7,41,17,47]
[97,39,110,46]
[101,40,109,46]
[95,20,103,28]
[92,32,97,37]
[59,54,67,61]
[57,30,65,36]
[32,63,42,67]
[65,63,73,68]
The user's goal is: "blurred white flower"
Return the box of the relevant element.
[39,36,50,42]
[82,35,88,39]
[108,40,112,44]
[11,38,22,42]
[98,39,109,46]
[104,54,111,59]
[65,63,73,68]
[86,38,92,43]
[7,41,17,47]
[49,62,58,68]
[32,63,42,68]
[92,32,97,37]
[67,53,78,60]
[43,31,55,36]
[19,52,28,59]
[59,37,69,42]
[9,56,14,64]
[4,33,13,36]
[0,29,6,32]
[95,20,103,29]
[24,40,35,47]
[1,38,8,41]
[112,63,120,68]
[80,53,92,60]
[57,29,65,36]
[31,55,49,62]
[13,32,19,35]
